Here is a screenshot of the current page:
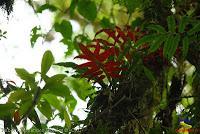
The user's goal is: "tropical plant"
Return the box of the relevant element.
[0,0,200,133]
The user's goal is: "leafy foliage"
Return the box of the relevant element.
[1,0,200,133]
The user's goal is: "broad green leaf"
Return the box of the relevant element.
[37,4,57,13]
[77,0,97,21]
[135,34,157,48]
[37,100,52,120]
[63,109,71,128]
[54,20,72,40]
[41,50,54,76]
[30,26,42,48]
[143,66,155,81]
[167,16,176,33]
[65,95,77,113]
[188,22,200,35]
[149,35,166,53]
[55,62,77,69]
[8,89,30,102]
[19,99,32,116]
[15,68,35,84]
[178,16,189,33]
[100,17,115,28]
[0,103,15,118]
[42,94,61,111]
[182,36,190,58]
[45,83,70,98]
[45,74,66,83]
[66,77,94,101]
[147,24,166,33]
[167,34,180,60]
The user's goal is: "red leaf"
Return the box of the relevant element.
[79,44,94,56]
[99,47,115,61]
[94,42,101,55]
[116,26,127,42]
[82,67,100,76]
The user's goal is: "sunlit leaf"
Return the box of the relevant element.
[15,68,35,84]
[42,94,61,111]
[8,89,30,102]
[0,103,15,118]
[41,50,54,76]
[63,109,71,128]
[37,99,52,120]
[77,0,97,21]
[30,26,42,48]
[54,20,73,40]
[37,4,57,13]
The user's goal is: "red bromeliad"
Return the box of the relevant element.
[75,26,179,82]
[75,26,142,81]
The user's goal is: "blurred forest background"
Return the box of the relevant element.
[0,0,200,133]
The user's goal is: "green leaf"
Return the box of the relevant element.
[19,99,32,116]
[143,66,155,81]
[45,83,70,98]
[178,16,189,33]
[131,18,142,28]
[69,0,77,17]
[37,100,52,120]
[65,95,77,113]
[66,77,94,101]
[0,103,15,118]
[30,26,42,48]
[182,36,190,58]
[41,50,54,76]
[149,35,166,53]
[37,4,57,13]
[135,34,157,48]
[54,20,73,40]
[61,40,75,56]
[55,62,77,69]
[163,34,173,59]
[15,68,35,84]
[77,0,97,21]
[147,24,166,33]
[45,74,66,83]
[167,16,176,33]
[63,109,71,128]
[100,17,114,28]
[188,22,200,35]
[42,94,61,111]
[167,34,180,60]
[8,89,30,102]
